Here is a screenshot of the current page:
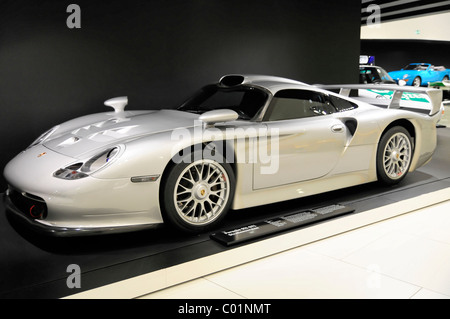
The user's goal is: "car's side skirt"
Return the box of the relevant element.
[231,168,377,210]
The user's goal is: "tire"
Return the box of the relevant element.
[161,150,235,233]
[443,76,449,81]
[376,126,413,185]
[412,76,421,87]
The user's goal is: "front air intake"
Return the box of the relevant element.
[219,75,245,87]
[7,187,48,220]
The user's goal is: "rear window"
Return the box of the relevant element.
[328,95,358,112]
[264,89,337,121]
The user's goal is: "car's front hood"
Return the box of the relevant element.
[43,109,199,158]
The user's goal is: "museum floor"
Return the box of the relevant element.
[139,198,450,299]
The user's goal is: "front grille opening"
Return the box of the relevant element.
[8,187,48,220]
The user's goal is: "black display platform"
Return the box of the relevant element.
[1,128,450,299]
[210,204,355,246]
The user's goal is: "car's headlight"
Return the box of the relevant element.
[403,74,409,79]
[53,146,122,180]
[28,126,60,149]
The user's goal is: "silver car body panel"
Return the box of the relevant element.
[3,75,442,235]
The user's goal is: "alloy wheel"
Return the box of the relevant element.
[382,132,412,180]
[173,159,230,226]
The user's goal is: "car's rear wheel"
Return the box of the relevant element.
[376,126,413,185]
[161,153,235,233]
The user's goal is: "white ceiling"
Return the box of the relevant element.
[361,1,450,41]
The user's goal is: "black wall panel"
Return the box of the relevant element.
[0,0,361,189]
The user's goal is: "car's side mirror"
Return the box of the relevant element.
[105,96,128,113]
[199,109,239,127]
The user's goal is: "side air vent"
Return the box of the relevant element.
[344,118,358,136]
[219,75,245,87]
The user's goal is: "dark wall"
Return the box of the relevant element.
[0,0,361,190]
[361,39,450,73]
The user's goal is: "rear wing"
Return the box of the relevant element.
[316,84,443,116]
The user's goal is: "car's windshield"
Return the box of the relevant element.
[177,85,269,120]
[359,67,396,84]
[403,64,428,71]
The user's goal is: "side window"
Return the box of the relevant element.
[265,89,336,121]
[328,95,358,112]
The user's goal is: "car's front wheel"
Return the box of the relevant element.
[161,155,235,233]
[376,126,413,185]
[412,76,421,87]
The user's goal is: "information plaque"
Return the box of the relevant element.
[210,204,355,246]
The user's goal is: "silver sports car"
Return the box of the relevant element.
[3,74,443,236]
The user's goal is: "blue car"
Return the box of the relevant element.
[389,63,450,87]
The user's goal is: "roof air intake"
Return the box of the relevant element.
[219,75,245,87]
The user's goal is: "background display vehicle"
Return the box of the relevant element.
[389,63,450,87]
[359,65,396,84]
[357,60,443,111]
[3,75,443,236]
[429,80,450,100]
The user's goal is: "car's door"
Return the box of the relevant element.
[253,89,350,190]
[425,65,440,83]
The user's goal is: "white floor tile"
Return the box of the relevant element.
[397,202,450,245]
[342,231,450,296]
[305,221,397,260]
[306,200,450,259]
[411,288,450,299]
[204,249,419,299]
[139,278,244,299]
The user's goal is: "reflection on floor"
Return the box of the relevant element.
[139,198,450,299]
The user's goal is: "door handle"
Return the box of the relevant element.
[331,124,344,133]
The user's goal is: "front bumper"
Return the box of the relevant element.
[4,188,160,237]
[393,78,413,85]
[3,145,164,236]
